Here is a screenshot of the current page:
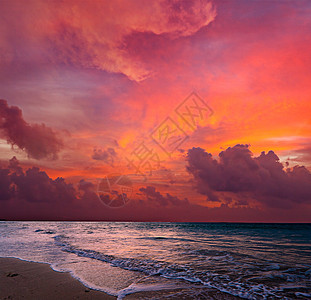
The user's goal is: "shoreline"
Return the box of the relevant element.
[0,257,242,299]
[0,257,116,299]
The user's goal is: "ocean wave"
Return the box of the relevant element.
[138,236,197,242]
[53,235,309,299]
[2,222,310,300]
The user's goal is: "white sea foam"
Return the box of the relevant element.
[0,221,310,299]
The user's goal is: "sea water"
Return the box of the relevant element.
[0,221,310,299]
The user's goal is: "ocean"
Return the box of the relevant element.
[0,222,310,299]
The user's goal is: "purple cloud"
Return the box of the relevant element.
[92,147,117,165]
[139,186,189,207]
[186,145,311,207]
[0,100,63,159]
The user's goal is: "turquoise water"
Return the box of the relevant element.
[0,222,310,299]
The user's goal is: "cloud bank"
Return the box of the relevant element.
[186,145,311,207]
[0,154,311,222]
[0,157,76,203]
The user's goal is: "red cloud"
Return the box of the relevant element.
[0,100,63,159]
[0,0,215,82]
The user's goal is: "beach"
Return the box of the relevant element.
[0,257,242,300]
[0,257,115,299]
[0,222,310,299]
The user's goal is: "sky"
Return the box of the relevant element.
[0,0,311,222]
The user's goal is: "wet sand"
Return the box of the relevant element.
[0,257,115,299]
[0,257,242,299]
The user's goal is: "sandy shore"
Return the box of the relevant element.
[0,257,116,299]
[0,257,242,299]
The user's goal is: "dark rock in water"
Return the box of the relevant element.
[44,230,55,234]
[35,229,55,234]
[6,273,19,277]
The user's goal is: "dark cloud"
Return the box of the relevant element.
[0,156,106,205]
[0,168,12,201]
[12,169,76,203]
[0,99,63,159]
[0,157,76,203]
[78,179,95,192]
[0,157,111,219]
[0,156,311,222]
[139,186,189,207]
[92,147,117,165]
[8,156,23,175]
[186,145,311,207]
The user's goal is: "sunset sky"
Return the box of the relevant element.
[0,0,311,222]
